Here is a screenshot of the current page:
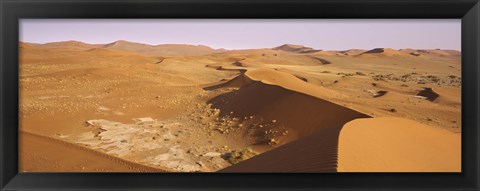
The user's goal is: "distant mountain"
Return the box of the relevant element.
[273,44,321,53]
[19,42,37,48]
[103,40,224,56]
[20,40,225,56]
[33,40,104,50]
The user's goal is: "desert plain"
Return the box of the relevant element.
[19,41,461,172]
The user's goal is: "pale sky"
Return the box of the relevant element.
[20,19,461,51]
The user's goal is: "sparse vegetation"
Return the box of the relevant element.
[337,72,354,77]
[223,148,258,164]
[355,72,366,76]
[370,73,460,87]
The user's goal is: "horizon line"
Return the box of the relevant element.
[19,40,462,52]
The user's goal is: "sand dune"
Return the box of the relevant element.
[224,116,460,172]
[230,54,330,66]
[337,117,460,172]
[216,70,370,172]
[206,69,370,146]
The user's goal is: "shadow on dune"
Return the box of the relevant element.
[220,122,348,172]
[373,90,388,98]
[204,73,370,172]
[360,48,385,54]
[417,87,439,102]
[309,56,332,64]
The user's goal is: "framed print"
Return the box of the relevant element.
[1,0,479,190]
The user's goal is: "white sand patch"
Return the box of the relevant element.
[113,111,125,116]
[134,117,155,123]
[73,118,202,172]
[97,106,111,111]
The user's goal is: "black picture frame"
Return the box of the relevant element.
[1,0,479,190]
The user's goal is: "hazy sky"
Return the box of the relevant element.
[20,19,461,51]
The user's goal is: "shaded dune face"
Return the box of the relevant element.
[362,48,386,54]
[358,48,407,57]
[220,126,343,172]
[373,90,388,98]
[309,56,331,64]
[207,72,370,172]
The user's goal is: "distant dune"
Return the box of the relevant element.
[358,48,407,57]
[273,44,321,53]
[339,49,367,55]
[417,49,461,56]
